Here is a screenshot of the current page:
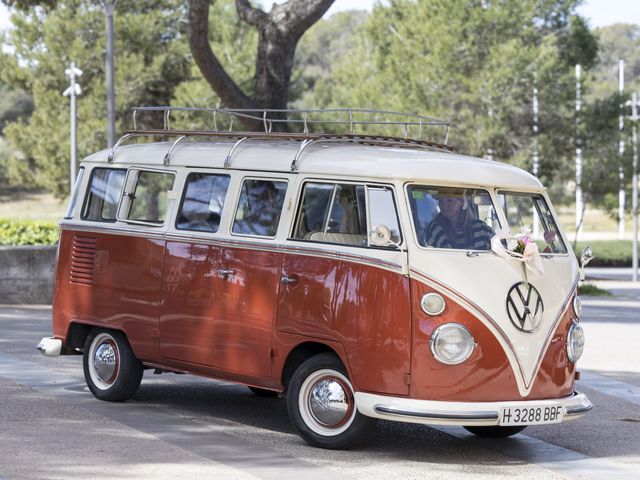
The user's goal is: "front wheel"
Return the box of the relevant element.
[287,353,376,449]
[463,425,527,437]
[83,329,143,402]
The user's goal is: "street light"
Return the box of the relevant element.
[63,62,82,193]
[625,93,639,281]
[99,0,117,148]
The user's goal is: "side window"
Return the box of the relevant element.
[177,173,230,233]
[127,171,175,224]
[368,187,401,243]
[293,182,400,247]
[232,179,287,237]
[82,168,125,222]
[292,182,334,239]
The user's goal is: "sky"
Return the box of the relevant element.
[0,0,639,33]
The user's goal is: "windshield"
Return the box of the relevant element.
[497,191,567,254]
[407,185,500,251]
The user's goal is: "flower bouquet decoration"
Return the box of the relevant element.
[491,227,545,285]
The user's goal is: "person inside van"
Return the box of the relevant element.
[233,180,284,237]
[423,190,495,250]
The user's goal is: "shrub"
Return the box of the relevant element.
[0,218,59,245]
[573,240,633,267]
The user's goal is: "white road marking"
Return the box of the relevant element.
[580,370,640,406]
[434,426,639,480]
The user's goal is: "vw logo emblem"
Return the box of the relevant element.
[506,282,544,333]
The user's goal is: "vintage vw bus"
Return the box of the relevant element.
[38,107,592,449]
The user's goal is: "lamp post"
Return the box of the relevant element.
[575,64,583,241]
[626,93,639,281]
[619,60,626,239]
[100,0,117,148]
[63,62,82,192]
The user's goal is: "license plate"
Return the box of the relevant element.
[499,405,564,426]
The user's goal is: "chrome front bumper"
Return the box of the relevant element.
[355,391,592,426]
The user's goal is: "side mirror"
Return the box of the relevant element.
[580,246,594,268]
[579,246,594,281]
[369,224,400,248]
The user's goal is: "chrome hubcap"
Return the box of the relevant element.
[299,369,356,436]
[88,333,120,390]
[93,342,117,384]
[309,379,350,426]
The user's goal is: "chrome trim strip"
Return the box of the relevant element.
[374,405,498,421]
[60,223,166,241]
[59,224,405,274]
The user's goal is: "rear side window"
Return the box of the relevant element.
[82,168,125,222]
[232,179,287,237]
[176,173,230,233]
[127,171,175,224]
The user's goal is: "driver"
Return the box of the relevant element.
[423,192,494,250]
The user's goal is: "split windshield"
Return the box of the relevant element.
[407,186,567,254]
[497,191,567,254]
[408,186,499,251]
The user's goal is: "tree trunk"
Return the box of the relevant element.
[252,23,297,131]
[188,0,334,132]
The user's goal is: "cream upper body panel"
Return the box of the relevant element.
[83,141,543,190]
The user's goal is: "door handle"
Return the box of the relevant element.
[217,268,235,279]
[281,274,298,285]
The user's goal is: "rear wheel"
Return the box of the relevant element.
[463,425,527,437]
[83,329,143,402]
[287,353,376,449]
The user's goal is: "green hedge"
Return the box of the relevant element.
[0,218,59,245]
[573,240,633,267]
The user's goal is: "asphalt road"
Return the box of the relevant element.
[0,287,639,480]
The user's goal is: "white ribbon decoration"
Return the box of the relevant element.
[491,229,545,277]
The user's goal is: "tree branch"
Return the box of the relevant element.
[271,0,335,39]
[188,0,254,110]
[235,0,267,27]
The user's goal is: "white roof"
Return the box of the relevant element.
[83,140,542,189]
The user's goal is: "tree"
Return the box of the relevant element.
[188,0,334,130]
[301,0,599,198]
[0,1,191,196]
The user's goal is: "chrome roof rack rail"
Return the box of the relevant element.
[225,137,249,168]
[164,135,188,165]
[116,106,456,165]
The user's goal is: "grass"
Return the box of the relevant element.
[573,240,634,267]
[0,186,67,222]
[578,283,613,297]
[556,205,632,234]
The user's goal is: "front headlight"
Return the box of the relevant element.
[567,322,585,363]
[430,323,475,365]
[573,296,583,318]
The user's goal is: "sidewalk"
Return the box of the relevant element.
[585,267,640,301]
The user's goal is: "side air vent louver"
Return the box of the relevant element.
[70,235,97,286]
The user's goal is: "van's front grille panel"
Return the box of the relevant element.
[70,235,97,285]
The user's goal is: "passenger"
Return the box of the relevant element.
[423,192,494,250]
[234,181,281,236]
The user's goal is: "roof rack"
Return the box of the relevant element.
[109,106,456,171]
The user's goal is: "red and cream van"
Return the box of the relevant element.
[38,107,592,449]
